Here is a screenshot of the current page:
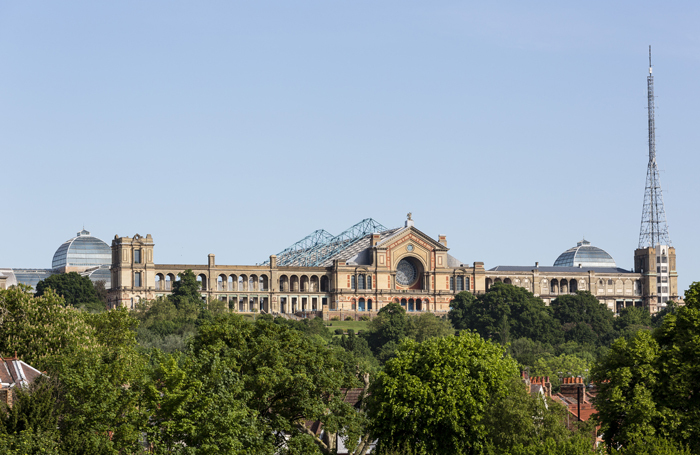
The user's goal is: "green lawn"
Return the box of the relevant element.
[325,320,369,334]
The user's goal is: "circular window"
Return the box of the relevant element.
[396,258,418,286]
[406,244,414,252]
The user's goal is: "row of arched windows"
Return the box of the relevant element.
[279,275,329,293]
[350,274,372,290]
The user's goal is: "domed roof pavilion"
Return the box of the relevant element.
[52,229,111,273]
[553,239,616,268]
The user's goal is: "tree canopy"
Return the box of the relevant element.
[367,331,519,454]
[592,282,700,452]
[35,272,103,311]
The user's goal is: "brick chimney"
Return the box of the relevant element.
[438,235,447,247]
[371,233,380,247]
[560,377,586,402]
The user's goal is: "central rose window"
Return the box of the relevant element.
[396,258,419,286]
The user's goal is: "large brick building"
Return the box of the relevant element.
[107,214,677,317]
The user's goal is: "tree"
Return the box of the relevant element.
[482,376,594,454]
[144,351,268,454]
[615,306,652,339]
[0,285,98,367]
[551,291,615,346]
[591,282,700,452]
[367,332,518,454]
[448,284,562,346]
[406,312,454,342]
[185,314,362,454]
[365,302,408,361]
[35,272,103,311]
[170,269,205,311]
[530,353,591,392]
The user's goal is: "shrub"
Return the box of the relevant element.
[360,315,370,321]
[347,329,355,336]
[334,329,344,335]
[330,316,340,321]
[345,316,354,321]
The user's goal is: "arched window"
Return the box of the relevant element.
[550,279,558,294]
[166,274,174,291]
[351,276,356,290]
[358,298,365,311]
[249,275,256,291]
[260,275,268,291]
[218,275,225,291]
[197,274,207,290]
[280,275,289,292]
[155,273,163,291]
[367,299,373,311]
[228,275,235,291]
[351,298,356,311]
[408,299,415,312]
[300,276,309,292]
[504,278,512,285]
[367,275,372,290]
[320,276,329,292]
[358,275,365,290]
[238,275,245,291]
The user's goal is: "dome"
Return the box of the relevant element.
[553,239,616,268]
[52,229,111,271]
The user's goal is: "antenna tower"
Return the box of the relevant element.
[638,45,672,248]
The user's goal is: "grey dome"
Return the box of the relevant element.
[553,239,616,268]
[52,229,111,270]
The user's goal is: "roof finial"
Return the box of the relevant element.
[407,212,412,221]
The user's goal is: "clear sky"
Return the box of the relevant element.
[1,1,698,294]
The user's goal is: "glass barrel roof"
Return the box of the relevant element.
[52,229,111,270]
[553,239,616,268]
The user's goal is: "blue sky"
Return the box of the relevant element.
[1,1,698,294]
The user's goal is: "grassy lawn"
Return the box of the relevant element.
[325,320,370,334]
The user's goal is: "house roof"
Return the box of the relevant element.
[0,355,43,389]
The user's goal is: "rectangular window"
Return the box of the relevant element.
[456,276,464,291]
[449,277,454,291]
[134,272,142,287]
[134,249,142,264]
[465,277,471,290]
[662,256,667,263]
[351,276,356,290]
[367,276,372,290]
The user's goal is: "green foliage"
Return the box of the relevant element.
[530,353,591,392]
[592,282,700,452]
[508,337,554,367]
[145,351,268,454]
[366,302,407,355]
[482,377,595,454]
[171,269,205,310]
[133,296,198,353]
[188,314,361,453]
[615,306,652,339]
[612,435,692,455]
[448,284,562,346]
[0,285,98,367]
[35,271,103,311]
[406,312,454,342]
[551,291,615,346]
[368,332,519,454]
[273,315,332,343]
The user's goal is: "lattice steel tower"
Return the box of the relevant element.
[638,46,672,249]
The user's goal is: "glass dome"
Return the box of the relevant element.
[52,229,111,270]
[553,239,616,268]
